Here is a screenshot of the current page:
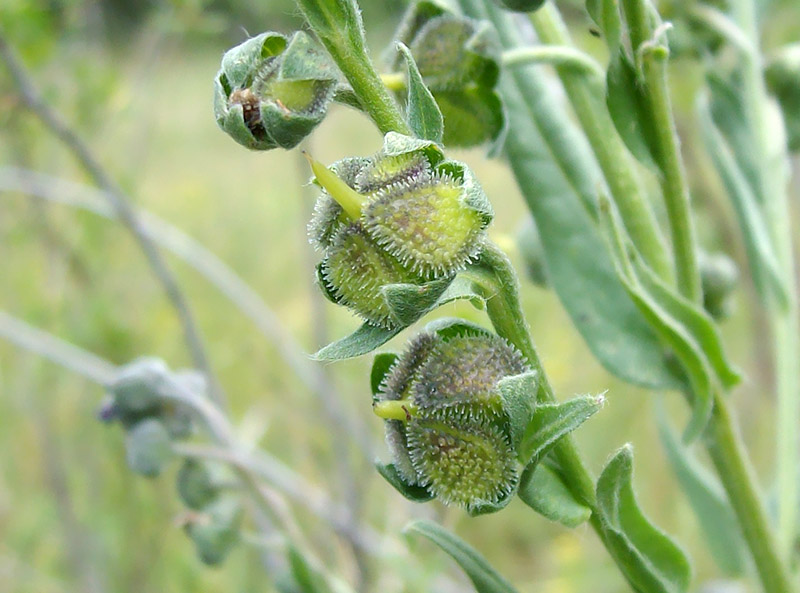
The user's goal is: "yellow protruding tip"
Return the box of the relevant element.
[305,152,365,220]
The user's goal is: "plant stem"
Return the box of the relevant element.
[705,392,795,592]
[502,44,605,80]
[528,3,674,284]
[730,0,800,563]
[620,0,702,302]
[294,0,410,136]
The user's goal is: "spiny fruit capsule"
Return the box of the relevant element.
[375,325,529,510]
[214,31,337,150]
[308,133,493,329]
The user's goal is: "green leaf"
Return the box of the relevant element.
[370,352,398,396]
[313,322,403,360]
[596,446,691,593]
[586,0,622,53]
[495,371,538,451]
[518,395,605,468]
[599,198,713,441]
[606,52,658,168]
[398,42,444,143]
[286,543,335,593]
[486,5,683,391]
[375,462,434,502]
[435,87,506,148]
[697,93,787,309]
[382,276,453,326]
[657,410,746,576]
[404,519,520,593]
[518,463,591,527]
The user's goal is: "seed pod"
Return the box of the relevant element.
[386,3,504,147]
[375,324,530,509]
[310,134,493,328]
[125,418,173,478]
[177,459,219,510]
[214,31,337,150]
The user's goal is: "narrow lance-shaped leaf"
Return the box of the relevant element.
[285,543,336,593]
[397,42,444,144]
[404,519,520,593]
[657,408,746,576]
[517,462,592,527]
[596,446,691,593]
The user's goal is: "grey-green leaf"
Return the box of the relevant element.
[370,352,399,396]
[404,519,520,593]
[496,371,538,451]
[398,43,444,144]
[518,394,605,468]
[596,446,691,593]
[376,462,434,502]
[606,52,658,168]
[518,463,592,527]
[657,410,746,576]
[313,323,403,360]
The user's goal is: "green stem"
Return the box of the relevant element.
[730,0,800,564]
[529,3,674,284]
[705,393,795,592]
[294,0,410,136]
[621,0,702,302]
[502,44,606,80]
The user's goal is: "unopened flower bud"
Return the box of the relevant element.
[177,459,219,510]
[700,251,738,320]
[374,325,529,510]
[214,31,337,150]
[308,134,493,328]
[108,357,169,426]
[125,418,173,478]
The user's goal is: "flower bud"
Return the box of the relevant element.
[125,418,173,478]
[700,251,738,320]
[214,31,337,150]
[107,357,169,426]
[374,325,529,510]
[309,134,493,328]
[177,459,219,510]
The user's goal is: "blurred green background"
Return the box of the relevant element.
[1,0,799,592]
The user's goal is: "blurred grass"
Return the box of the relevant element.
[0,1,797,592]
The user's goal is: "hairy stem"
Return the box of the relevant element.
[502,44,605,80]
[620,0,701,302]
[529,3,674,284]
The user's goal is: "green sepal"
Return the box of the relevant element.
[606,52,659,168]
[436,161,494,227]
[586,0,622,54]
[220,32,287,90]
[315,262,342,305]
[186,497,243,566]
[381,276,454,326]
[435,87,506,149]
[518,394,605,469]
[375,461,434,502]
[381,131,444,166]
[279,31,338,82]
[371,352,399,397]
[518,462,591,527]
[466,487,516,517]
[404,519,520,593]
[125,418,173,478]
[657,408,746,576]
[596,446,691,593]
[495,371,538,452]
[423,317,492,341]
[397,42,443,144]
[259,95,332,149]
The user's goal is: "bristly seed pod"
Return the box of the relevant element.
[214,31,338,150]
[308,133,493,329]
[374,324,530,510]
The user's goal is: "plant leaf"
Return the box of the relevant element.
[697,93,788,309]
[375,462,434,502]
[657,409,746,576]
[313,323,403,360]
[397,42,444,144]
[586,0,622,53]
[606,52,658,168]
[286,543,335,593]
[518,463,592,527]
[370,352,398,396]
[404,519,520,593]
[496,371,538,451]
[596,446,691,593]
[518,394,606,468]
[382,277,454,326]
